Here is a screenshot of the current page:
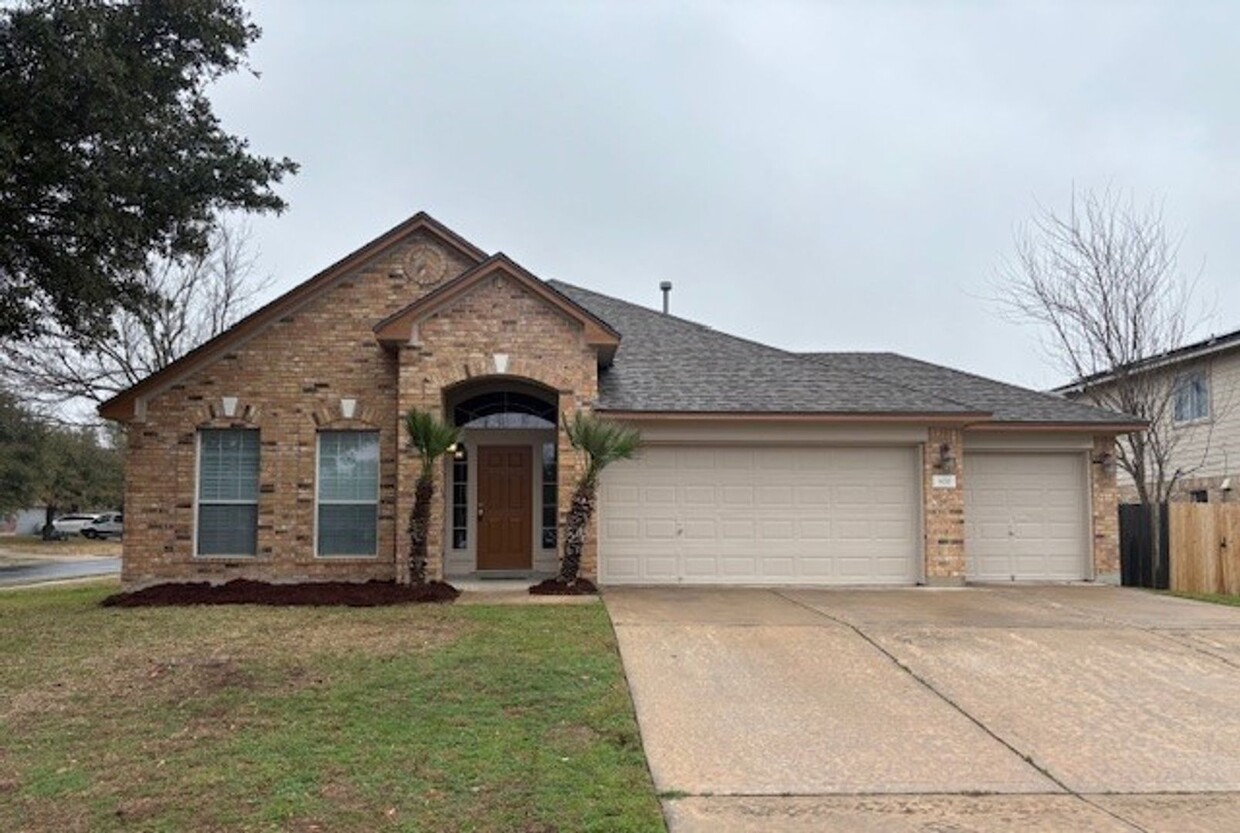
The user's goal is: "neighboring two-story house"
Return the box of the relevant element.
[1055,328,1240,504]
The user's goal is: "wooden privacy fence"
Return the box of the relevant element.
[1170,503,1240,595]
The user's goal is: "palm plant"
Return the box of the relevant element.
[557,411,641,583]
[403,408,460,584]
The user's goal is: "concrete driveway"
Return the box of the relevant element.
[606,586,1240,832]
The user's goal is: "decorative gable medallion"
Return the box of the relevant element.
[403,243,447,287]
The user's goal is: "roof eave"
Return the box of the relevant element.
[1053,335,1240,393]
[964,420,1147,433]
[593,409,991,424]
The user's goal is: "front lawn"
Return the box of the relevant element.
[0,584,663,832]
[1168,590,1240,608]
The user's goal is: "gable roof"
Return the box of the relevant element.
[374,254,621,361]
[98,212,487,421]
[549,282,986,420]
[1051,325,1240,394]
[801,352,1142,427]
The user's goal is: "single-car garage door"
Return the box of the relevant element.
[599,445,920,585]
[965,452,1089,581]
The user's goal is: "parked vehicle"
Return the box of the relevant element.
[81,513,123,540]
[49,514,100,538]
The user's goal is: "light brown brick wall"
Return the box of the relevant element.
[395,271,599,581]
[923,427,965,583]
[120,232,478,587]
[1090,435,1121,577]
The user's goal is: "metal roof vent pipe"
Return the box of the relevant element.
[659,281,672,314]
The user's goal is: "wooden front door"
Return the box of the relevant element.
[477,446,533,570]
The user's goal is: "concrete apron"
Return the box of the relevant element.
[606,585,1240,833]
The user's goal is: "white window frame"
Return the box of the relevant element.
[193,428,260,559]
[314,430,380,559]
[1173,370,1211,425]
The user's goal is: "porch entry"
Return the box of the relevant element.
[477,445,533,570]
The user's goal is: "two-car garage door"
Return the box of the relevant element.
[599,446,920,585]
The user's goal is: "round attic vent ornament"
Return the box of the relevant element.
[403,243,447,287]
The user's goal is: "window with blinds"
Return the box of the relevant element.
[197,429,260,556]
[317,431,379,556]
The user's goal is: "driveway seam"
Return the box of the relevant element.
[770,590,1152,833]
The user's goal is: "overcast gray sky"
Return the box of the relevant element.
[212,1,1240,390]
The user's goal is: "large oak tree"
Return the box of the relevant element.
[0,0,296,344]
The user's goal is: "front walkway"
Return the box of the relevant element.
[606,585,1240,832]
[453,578,599,605]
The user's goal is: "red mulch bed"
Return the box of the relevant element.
[101,579,460,608]
[528,577,599,596]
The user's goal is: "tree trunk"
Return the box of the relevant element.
[408,475,434,585]
[558,481,596,583]
[41,504,56,540]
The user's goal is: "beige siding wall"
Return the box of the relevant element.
[1163,351,1240,484]
[1074,350,1240,501]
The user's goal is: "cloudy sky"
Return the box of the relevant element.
[211,1,1240,390]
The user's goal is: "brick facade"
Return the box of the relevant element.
[119,228,595,585]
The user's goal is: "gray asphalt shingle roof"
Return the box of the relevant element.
[802,352,1136,424]
[549,280,1137,426]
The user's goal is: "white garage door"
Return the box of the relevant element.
[599,446,920,585]
[965,452,1089,581]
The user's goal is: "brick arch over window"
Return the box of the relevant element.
[193,396,262,428]
[444,377,559,429]
[415,353,581,398]
[309,398,382,430]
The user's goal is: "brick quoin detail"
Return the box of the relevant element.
[923,427,965,583]
[1091,435,1120,577]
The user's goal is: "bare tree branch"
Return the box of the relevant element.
[0,223,271,419]
[995,187,1212,507]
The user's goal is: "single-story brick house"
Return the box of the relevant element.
[101,212,1142,588]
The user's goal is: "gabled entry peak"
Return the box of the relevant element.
[374,253,621,362]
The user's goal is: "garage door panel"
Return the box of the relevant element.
[722,485,754,505]
[965,452,1087,582]
[683,519,717,539]
[758,485,793,505]
[600,445,919,585]
[722,556,758,576]
[800,519,831,539]
[760,519,796,539]
[643,519,677,539]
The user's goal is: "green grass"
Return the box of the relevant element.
[0,584,664,832]
[1167,590,1240,608]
